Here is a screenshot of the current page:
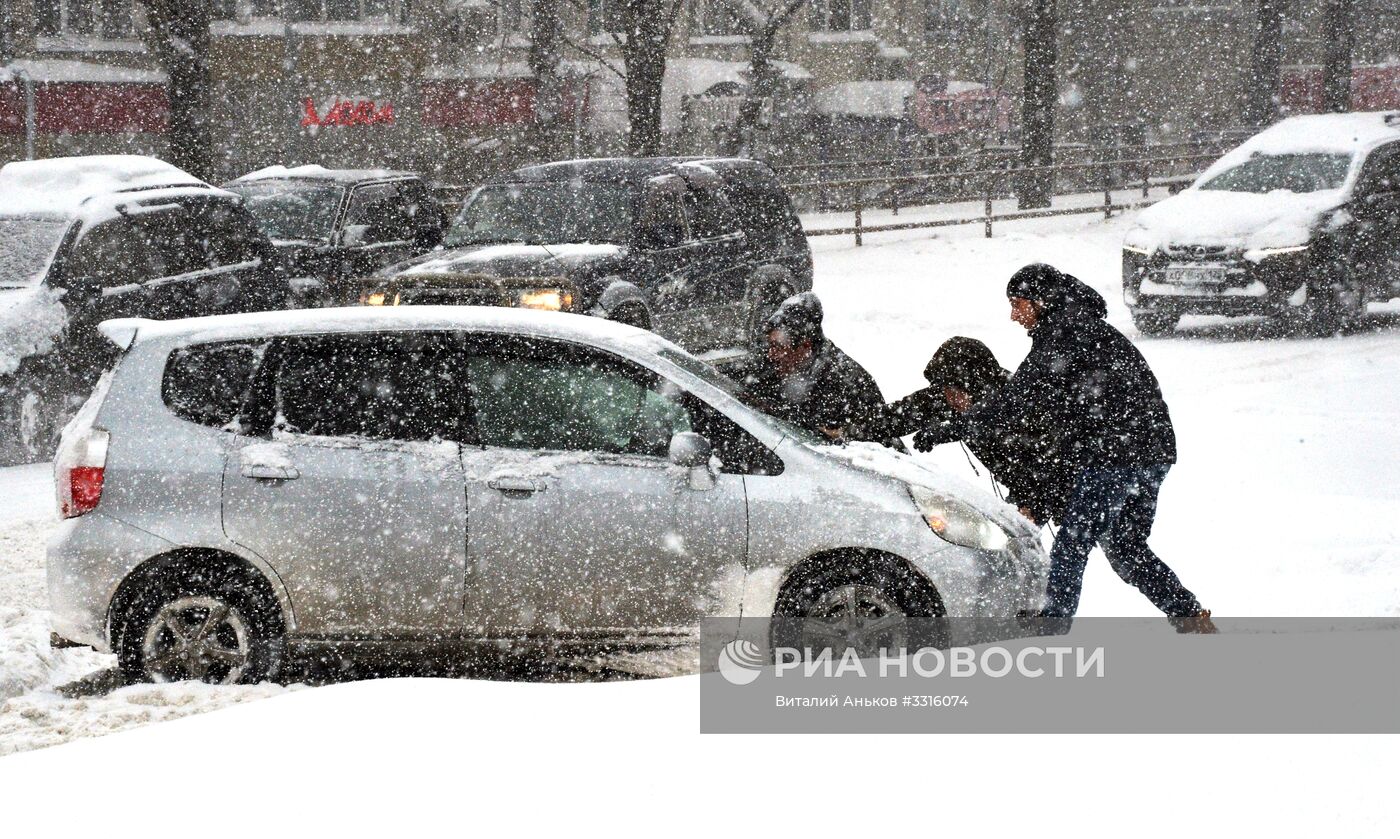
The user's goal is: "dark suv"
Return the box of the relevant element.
[0,155,285,465]
[224,166,447,305]
[1123,111,1400,335]
[364,157,812,359]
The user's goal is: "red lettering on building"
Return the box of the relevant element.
[300,97,396,128]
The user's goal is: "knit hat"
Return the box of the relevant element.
[765,291,825,346]
[923,337,1008,398]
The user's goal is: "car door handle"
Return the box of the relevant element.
[487,476,546,495]
[241,464,300,481]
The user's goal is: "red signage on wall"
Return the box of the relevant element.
[420,78,588,128]
[1281,64,1400,114]
[0,81,168,135]
[301,97,396,128]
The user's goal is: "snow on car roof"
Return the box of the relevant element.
[0,155,217,219]
[101,305,658,350]
[1197,111,1400,184]
[231,164,415,184]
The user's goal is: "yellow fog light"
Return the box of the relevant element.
[518,288,572,311]
[362,291,387,306]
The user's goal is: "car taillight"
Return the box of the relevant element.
[56,429,109,519]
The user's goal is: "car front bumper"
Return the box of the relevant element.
[1122,248,1316,317]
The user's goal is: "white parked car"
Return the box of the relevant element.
[1123,111,1400,334]
[47,306,1046,684]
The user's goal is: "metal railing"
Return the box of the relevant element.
[789,148,1222,245]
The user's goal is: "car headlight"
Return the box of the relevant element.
[1122,243,1153,256]
[517,288,573,311]
[908,485,1010,551]
[359,291,399,306]
[1243,244,1309,262]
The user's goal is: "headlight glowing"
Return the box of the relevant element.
[518,288,573,311]
[1122,243,1153,256]
[908,485,1010,551]
[359,291,400,306]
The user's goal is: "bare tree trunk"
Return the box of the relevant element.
[1019,0,1057,209]
[1322,0,1355,113]
[1244,0,1283,126]
[529,0,567,161]
[624,4,676,156]
[140,1,215,181]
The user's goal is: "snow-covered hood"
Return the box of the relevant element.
[389,242,627,281]
[807,441,1039,542]
[0,286,67,378]
[1127,188,1345,253]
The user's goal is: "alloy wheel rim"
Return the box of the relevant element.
[802,584,909,658]
[142,596,250,684]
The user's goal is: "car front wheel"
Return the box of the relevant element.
[771,560,946,660]
[1130,310,1178,336]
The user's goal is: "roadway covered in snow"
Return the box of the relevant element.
[2,207,1398,754]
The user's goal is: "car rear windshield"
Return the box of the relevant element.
[445,181,636,247]
[227,181,344,243]
[0,216,71,288]
[1199,153,1353,194]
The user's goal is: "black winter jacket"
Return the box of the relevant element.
[955,278,1177,472]
[737,339,886,438]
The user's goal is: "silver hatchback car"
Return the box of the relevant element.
[47,306,1047,684]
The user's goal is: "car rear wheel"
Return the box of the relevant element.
[0,384,59,466]
[116,573,283,685]
[1131,311,1178,336]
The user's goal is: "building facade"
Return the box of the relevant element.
[1,0,1398,181]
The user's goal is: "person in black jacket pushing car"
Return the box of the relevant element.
[933,264,1216,633]
[899,337,1073,527]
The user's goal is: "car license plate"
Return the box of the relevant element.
[1161,265,1227,285]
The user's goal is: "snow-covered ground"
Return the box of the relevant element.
[2,207,1398,756]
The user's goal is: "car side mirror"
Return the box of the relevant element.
[669,431,715,490]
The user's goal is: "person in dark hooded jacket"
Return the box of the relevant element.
[736,291,886,441]
[897,337,1075,525]
[950,264,1215,632]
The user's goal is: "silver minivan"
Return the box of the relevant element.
[47,307,1047,684]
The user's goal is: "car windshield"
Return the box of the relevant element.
[445,182,637,247]
[0,216,71,288]
[227,181,344,243]
[1199,152,1353,194]
[655,347,825,446]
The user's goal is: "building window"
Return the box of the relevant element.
[35,0,135,39]
[213,1,281,19]
[292,0,409,21]
[925,0,968,33]
[811,0,871,32]
[588,0,628,35]
[692,0,748,36]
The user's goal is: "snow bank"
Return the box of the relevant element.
[0,287,67,379]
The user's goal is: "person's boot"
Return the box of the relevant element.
[1170,609,1218,634]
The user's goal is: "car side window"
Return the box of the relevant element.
[1359,144,1400,196]
[638,188,691,249]
[63,219,169,289]
[268,332,471,443]
[163,340,266,429]
[193,202,268,267]
[466,338,690,457]
[344,183,414,246]
[682,186,740,240]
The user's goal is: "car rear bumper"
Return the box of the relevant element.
[46,512,178,653]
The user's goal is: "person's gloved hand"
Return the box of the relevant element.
[913,424,956,452]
